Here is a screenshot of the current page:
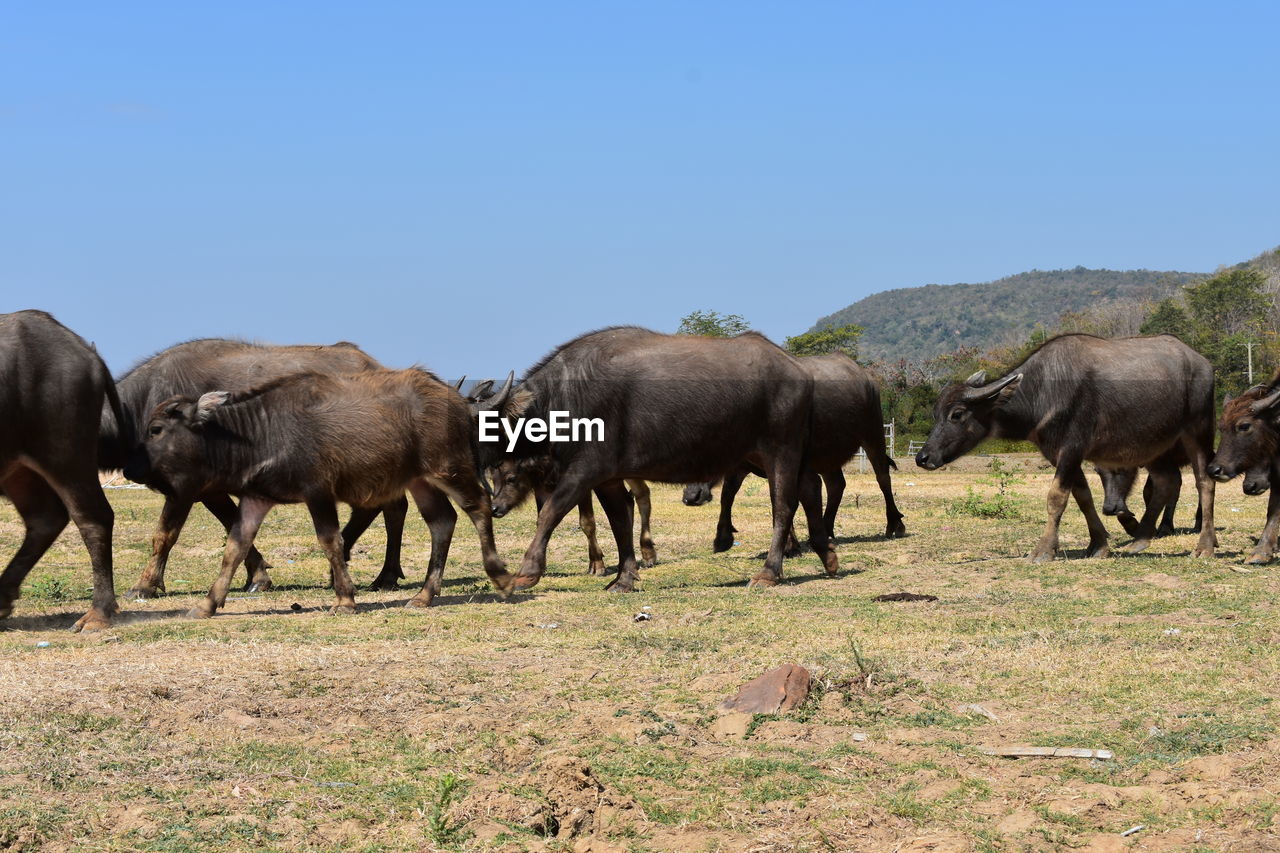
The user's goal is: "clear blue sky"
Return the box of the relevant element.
[4,1,1278,378]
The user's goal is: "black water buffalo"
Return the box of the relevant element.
[485,456,658,574]
[1207,377,1280,563]
[125,368,509,617]
[463,380,659,574]
[681,353,905,553]
[476,326,826,592]
[0,311,121,631]
[101,339,409,598]
[915,334,1217,562]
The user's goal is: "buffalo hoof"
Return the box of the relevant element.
[822,555,840,576]
[71,609,114,633]
[1125,538,1151,555]
[125,585,163,601]
[1245,551,1273,565]
[405,595,432,609]
[746,574,779,588]
[886,521,907,539]
[640,548,658,568]
[367,573,401,592]
[1192,546,1215,559]
[246,580,274,594]
[186,607,214,620]
[1027,549,1056,565]
[604,578,635,593]
[329,604,357,615]
[783,543,803,559]
[0,603,12,620]
[587,560,607,577]
[511,573,542,591]
[1086,542,1111,559]
[712,537,735,554]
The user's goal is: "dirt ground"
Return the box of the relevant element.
[2,454,1279,851]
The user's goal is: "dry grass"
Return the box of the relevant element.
[2,454,1279,851]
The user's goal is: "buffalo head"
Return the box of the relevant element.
[682,482,714,506]
[124,391,230,496]
[486,455,559,518]
[915,371,1023,470]
[1209,384,1280,485]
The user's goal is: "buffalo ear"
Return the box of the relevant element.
[193,391,230,426]
[964,370,987,388]
[469,379,496,401]
[472,371,515,415]
[506,387,535,419]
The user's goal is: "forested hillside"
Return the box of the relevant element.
[811,267,1206,363]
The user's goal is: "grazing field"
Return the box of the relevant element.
[2,456,1279,852]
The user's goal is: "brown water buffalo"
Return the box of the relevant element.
[475,326,825,592]
[1208,377,1280,563]
[124,368,509,617]
[682,353,905,554]
[101,339,409,598]
[915,334,1216,562]
[1,310,121,631]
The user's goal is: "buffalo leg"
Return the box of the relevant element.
[1030,461,1079,564]
[510,476,588,592]
[1125,472,1176,554]
[306,499,357,614]
[406,482,457,607]
[348,495,409,591]
[126,496,192,600]
[1157,469,1182,536]
[200,494,274,592]
[1069,475,1110,559]
[0,468,69,619]
[578,496,608,576]
[800,470,839,576]
[1182,434,1217,558]
[866,444,906,538]
[712,468,749,552]
[820,468,845,538]
[629,479,658,567]
[190,496,274,618]
[425,474,511,593]
[44,464,118,633]
[749,449,804,587]
[1247,464,1280,565]
[597,480,641,592]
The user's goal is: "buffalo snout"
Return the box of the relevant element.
[682,483,712,506]
[1207,462,1233,482]
[915,450,939,470]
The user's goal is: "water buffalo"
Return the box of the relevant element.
[125,368,510,617]
[0,310,121,631]
[485,456,658,574]
[1208,378,1280,563]
[915,334,1217,562]
[101,339,409,598]
[680,353,905,553]
[475,326,828,592]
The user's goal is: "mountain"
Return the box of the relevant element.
[810,267,1207,364]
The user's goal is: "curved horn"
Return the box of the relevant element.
[473,371,515,413]
[964,370,987,387]
[963,372,1023,403]
[1249,387,1280,415]
[469,379,496,401]
[452,374,467,392]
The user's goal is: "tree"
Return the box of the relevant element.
[784,323,863,358]
[676,310,751,337]
[1184,268,1270,336]
[1140,299,1192,339]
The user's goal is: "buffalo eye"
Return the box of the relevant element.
[948,408,965,423]
[149,424,163,436]
[1238,422,1252,433]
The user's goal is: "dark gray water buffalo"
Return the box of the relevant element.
[1207,377,1280,563]
[682,353,905,553]
[476,326,826,592]
[915,334,1217,562]
[1096,445,1199,538]
[1,310,121,631]
[124,368,509,617]
[101,339,409,598]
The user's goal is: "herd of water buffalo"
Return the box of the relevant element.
[3,308,1280,633]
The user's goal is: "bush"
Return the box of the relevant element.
[945,458,1023,519]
